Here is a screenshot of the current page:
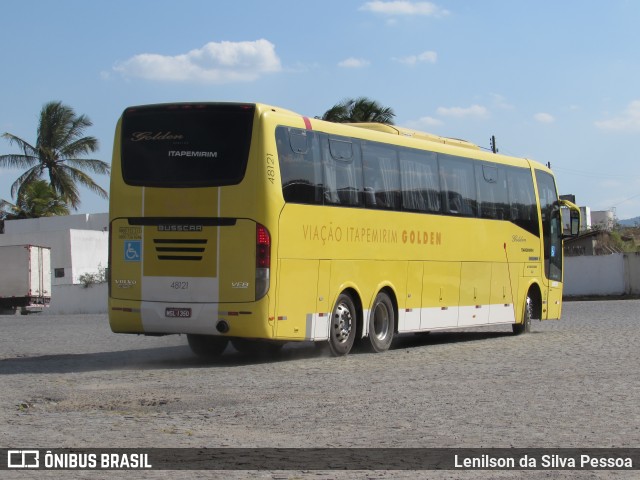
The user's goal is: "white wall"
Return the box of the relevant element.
[0,215,108,286]
[624,253,640,295]
[45,283,108,315]
[69,230,109,283]
[4,213,108,234]
[1,214,110,313]
[564,253,640,296]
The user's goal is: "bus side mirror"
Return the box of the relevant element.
[570,209,580,236]
[559,199,581,238]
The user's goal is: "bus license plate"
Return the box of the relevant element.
[165,307,191,318]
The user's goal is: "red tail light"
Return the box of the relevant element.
[256,224,271,268]
[255,224,271,300]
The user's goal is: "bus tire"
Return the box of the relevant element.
[329,293,357,356]
[187,334,228,359]
[367,291,395,352]
[513,295,533,335]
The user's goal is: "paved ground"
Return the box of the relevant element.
[1,300,638,479]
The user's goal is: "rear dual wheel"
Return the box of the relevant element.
[327,291,395,356]
[367,292,395,353]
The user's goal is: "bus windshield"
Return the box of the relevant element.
[120,103,255,188]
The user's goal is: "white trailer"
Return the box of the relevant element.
[0,245,51,314]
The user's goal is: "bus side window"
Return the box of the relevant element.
[399,149,440,213]
[477,163,508,220]
[439,154,477,217]
[276,127,322,204]
[322,137,363,207]
[506,166,539,237]
[362,143,400,210]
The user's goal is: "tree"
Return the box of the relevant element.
[0,180,70,220]
[0,101,110,209]
[321,97,396,124]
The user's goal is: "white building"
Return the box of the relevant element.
[0,213,109,314]
[591,210,615,231]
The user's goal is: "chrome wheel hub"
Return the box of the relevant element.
[333,303,353,343]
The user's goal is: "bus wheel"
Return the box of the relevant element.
[187,334,228,359]
[367,291,395,352]
[329,293,357,356]
[513,295,533,335]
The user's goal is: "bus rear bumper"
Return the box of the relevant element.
[108,297,273,338]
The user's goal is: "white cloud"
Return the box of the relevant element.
[338,57,371,68]
[595,100,640,131]
[404,116,443,129]
[436,104,489,119]
[114,39,281,84]
[534,112,555,123]
[394,50,437,65]
[490,93,514,110]
[360,1,449,17]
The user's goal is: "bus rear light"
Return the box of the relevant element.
[255,223,271,299]
[256,224,271,268]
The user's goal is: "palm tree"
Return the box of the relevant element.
[0,180,70,220]
[321,97,396,124]
[0,101,110,209]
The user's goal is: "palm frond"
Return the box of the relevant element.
[321,97,396,124]
[63,157,110,175]
[0,153,39,169]
[61,165,108,199]
[48,167,80,208]
[37,101,73,151]
[11,167,43,199]
[0,198,22,220]
[1,132,38,157]
[321,98,353,122]
[60,136,99,158]
[60,113,94,149]
[5,101,109,211]
[0,198,19,218]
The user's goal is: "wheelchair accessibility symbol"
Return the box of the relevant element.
[124,240,141,262]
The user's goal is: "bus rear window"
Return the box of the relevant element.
[120,104,255,187]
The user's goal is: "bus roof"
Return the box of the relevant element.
[348,123,480,151]
[254,102,550,172]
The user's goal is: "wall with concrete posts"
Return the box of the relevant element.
[564,253,640,296]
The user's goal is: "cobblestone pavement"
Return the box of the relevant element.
[1,300,638,479]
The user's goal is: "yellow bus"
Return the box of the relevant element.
[108,102,580,358]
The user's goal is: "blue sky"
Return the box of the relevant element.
[2,0,640,219]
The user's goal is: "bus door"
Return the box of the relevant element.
[536,170,563,320]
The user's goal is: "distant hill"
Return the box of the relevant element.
[619,216,640,227]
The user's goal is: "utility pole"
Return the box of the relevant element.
[490,135,498,154]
